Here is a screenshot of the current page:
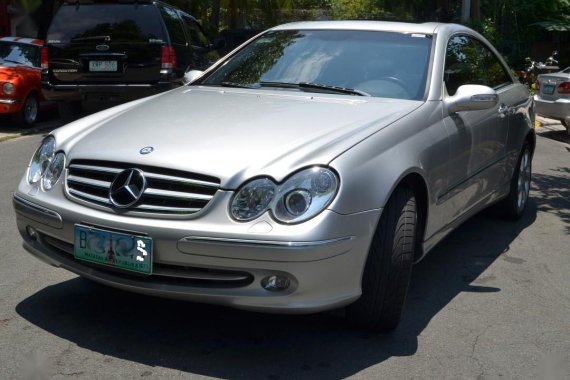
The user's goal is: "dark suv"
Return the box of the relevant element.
[42,0,220,120]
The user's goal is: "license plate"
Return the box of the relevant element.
[74,225,153,274]
[542,84,555,95]
[89,60,117,72]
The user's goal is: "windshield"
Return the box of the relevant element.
[201,29,433,100]
[0,42,39,67]
[47,4,165,43]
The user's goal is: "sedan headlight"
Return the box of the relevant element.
[231,167,339,224]
[2,82,15,95]
[28,136,56,184]
[42,152,66,191]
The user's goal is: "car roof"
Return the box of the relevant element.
[271,21,448,35]
[0,37,44,46]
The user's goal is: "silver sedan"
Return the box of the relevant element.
[535,67,570,136]
[13,21,534,331]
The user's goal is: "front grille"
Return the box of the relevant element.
[66,160,220,215]
[43,235,254,288]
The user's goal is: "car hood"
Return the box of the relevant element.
[58,86,422,188]
[0,63,23,81]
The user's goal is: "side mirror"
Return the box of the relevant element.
[183,70,204,85]
[445,85,498,114]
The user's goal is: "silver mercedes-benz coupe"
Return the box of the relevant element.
[13,21,534,331]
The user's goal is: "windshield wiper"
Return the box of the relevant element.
[259,81,369,96]
[71,35,111,42]
[299,82,370,96]
[219,81,258,89]
[1,59,22,64]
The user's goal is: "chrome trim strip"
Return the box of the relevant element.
[0,98,18,104]
[183,236,355,248]
[51,84,156,88]
[134,204,201,213]
[144,172,220,188]
[12,194,63,228]
[144,188,213,201]
[67,175,111,189]
[69,164,122,174]
[68,188,111,204]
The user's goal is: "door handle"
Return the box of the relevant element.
[498,104,509,117]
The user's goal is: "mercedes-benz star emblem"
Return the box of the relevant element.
[140,146,154,155]
[109,169,147,208]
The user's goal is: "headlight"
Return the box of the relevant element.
[230,167,339,224]
[28,136,56,184]
[42,152,66,191]
[230,178,275,221]
[2,82,15,95]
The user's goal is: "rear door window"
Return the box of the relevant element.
[181,15,209,48]
[47,4,165,43]
[157,5,186,45]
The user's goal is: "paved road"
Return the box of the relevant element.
[0,129,569,379]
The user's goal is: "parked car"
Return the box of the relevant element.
[0,37,48,126]
[13,21,534,331]
[535,67,570,136]
[42,0,220,121]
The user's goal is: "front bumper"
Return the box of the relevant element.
[0,98,20,114]
[534,95,570,121]
[13,191,381,314]
[41,81,175,103]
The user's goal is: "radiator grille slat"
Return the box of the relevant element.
[66,160,220,215]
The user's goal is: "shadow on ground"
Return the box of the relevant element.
[537,129,570,145]
[532,167,570,234]
[16,200,538,379]
[0,109,61,137]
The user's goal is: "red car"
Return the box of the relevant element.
[0,37,47,126]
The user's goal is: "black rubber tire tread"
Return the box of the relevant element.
[497,143,531,220]
[347,186,416,331]
[13,93,38,127]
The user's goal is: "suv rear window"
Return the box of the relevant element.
[47,4,165,43]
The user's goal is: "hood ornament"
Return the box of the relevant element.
[140,146,154,155]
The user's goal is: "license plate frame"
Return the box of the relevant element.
[542,84,555,95]
[74,224,153,275]
[89,60,118,72]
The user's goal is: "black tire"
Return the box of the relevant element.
[347,186,416,331]
[13,93,39,127]
[497,144,532,219]
[57,101,82,123]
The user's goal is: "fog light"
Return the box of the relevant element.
[262,275,290,291]
[26,226,38,241]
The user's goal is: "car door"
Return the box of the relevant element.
[441,34,515,221]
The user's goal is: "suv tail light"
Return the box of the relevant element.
[557,82,570,94]
[41,47,48,69]
[161,46,176,70]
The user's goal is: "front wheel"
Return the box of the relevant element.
[14,93,39,127]
[498,144,532,219]
[346,186,416,331]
